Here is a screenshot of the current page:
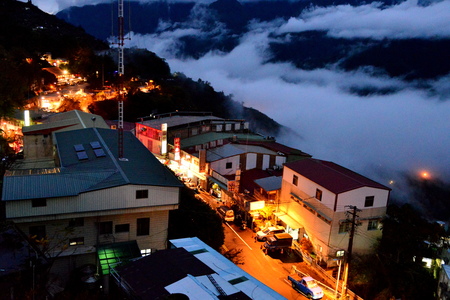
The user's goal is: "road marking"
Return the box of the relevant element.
[226,222,253,250]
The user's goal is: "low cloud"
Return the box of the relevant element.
[278,0,450,39]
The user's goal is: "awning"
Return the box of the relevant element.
[274,212,303,229]
[208,176,228,190]
[97,241,141,275]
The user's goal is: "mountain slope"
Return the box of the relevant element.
[56,0,450,82]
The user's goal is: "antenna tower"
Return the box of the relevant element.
[117,0,125,160]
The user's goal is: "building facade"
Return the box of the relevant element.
[2,127,182,287]
[278,158,390,267]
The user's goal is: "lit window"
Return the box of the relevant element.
[368,220,379,231]
[339,222,351,234]
[69,237,84,246]
[315,189,322,201]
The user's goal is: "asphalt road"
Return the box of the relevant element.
[197,191,335,299]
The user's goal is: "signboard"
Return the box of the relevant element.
[199,149,206,173]
[227,180,236,192]
[161,123,167,155]
[174,137,180,161]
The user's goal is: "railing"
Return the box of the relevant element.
[292,243,363,300]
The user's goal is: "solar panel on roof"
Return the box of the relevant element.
[94,148,106,157]
[90,141,101,149]
[74,144,85,152]
[77,151,88,160]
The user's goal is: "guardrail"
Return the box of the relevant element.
[291,243,363,300]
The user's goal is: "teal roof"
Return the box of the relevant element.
[2,128,182,201]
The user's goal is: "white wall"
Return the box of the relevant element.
[5,185,180,219]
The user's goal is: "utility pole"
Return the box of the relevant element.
[342,205,361,299]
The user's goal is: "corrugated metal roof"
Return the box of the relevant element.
[284,158,390,194]
[254,176,282,192]
[142,115,223,130]
[22,110,109,134]
[170,237,286,300]
[2,127,182,201]
[206,144,277,162]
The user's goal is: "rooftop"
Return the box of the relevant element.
[284,158,390,194]
[3,128,182,201]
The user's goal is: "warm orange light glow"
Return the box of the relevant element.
[420,171,431,179]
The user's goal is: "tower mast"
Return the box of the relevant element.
[118,0,125,160]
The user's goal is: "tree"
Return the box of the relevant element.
[349,203,443,300]
[168,186,225,251]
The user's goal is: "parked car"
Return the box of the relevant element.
[256,226,285,241]
[217,206,235,222]
[288,275,324,299]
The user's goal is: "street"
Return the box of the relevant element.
[196,191,335,300]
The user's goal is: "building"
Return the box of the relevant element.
[21,110,109,161]
[2,126,183,288]
[438,264,450,299]
[111,237,286,300]
[278,158,391,267]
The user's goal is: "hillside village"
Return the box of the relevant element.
[1,67,448,299]
[0,1,449,299]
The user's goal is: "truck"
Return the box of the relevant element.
[217,206,235,222]
[263,232,293,251]
[287,275,324,299]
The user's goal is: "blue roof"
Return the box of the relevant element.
[2,128,182,201]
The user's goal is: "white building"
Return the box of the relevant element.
[278,158,390,267]
[2,127,182,286]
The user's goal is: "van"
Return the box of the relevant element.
[256,226,285,241]
[217,206,234,222]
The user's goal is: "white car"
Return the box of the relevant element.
[256,226,285,241]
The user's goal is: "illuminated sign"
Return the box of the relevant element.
[174,137,180,161]
[161,123,167,155]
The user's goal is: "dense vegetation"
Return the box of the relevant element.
[350,202,447,300]
[168,186,225,250]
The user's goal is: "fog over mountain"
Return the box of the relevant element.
[50,0,450,203]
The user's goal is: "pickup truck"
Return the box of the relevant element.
[288,275,324,299]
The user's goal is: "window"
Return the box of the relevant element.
[98,221,113,235]
[315,189,322,201]
[137,218,150,236]
[339,222,351,234]
[69,218,84,227]
[136,189,149,199]
[69,237,84,246]
[365,196,374,207]
[115,224,130,233]
[368,220,379,231]
[293,175,298,186]
[226,162,232,169]
[29,225,46,240]
[32,198,46,207]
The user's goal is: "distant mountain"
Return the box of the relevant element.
[56,0,450,82]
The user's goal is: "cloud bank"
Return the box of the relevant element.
[123,0,450,194]
[29,0,450,199]
[278,0,450,39]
